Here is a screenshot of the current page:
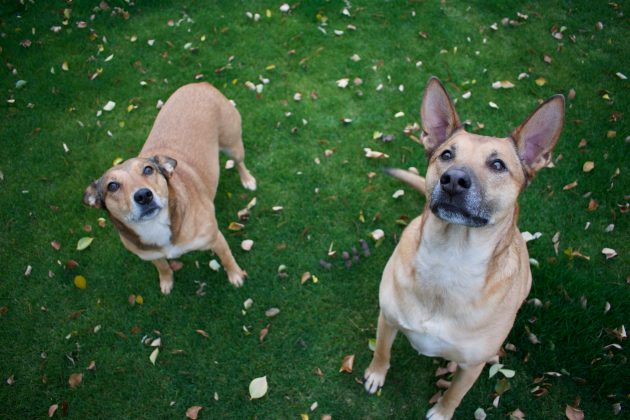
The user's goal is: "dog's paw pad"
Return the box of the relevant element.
[227,270,246,287]
[363,370,386,394]
[241,176,257,191]
[160,281,173,295]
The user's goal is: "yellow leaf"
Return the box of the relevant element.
[136,295,144,305]
[73,275,87,289]
[228,222,244,231]
[76,237,94,251]
[535,77,546,86]
[112,157,123,166]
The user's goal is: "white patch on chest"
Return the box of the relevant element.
[131,209,172,249]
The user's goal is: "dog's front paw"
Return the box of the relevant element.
[241,175,257,191]
[227,269,247,287]
[364,367,387,394]
[426,401,454,420]
[159,276,174,295]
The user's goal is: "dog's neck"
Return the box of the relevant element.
[415,206,518,294]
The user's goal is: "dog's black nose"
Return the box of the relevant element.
[134,188,154,205]
[440,168,471,195]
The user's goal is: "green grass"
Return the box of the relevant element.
[0,1,628,418]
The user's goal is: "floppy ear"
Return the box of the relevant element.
[83,179,103,208]
[150,155,177,179]
[511,95,564,181]
[421,77,461,156]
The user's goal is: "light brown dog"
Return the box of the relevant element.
[364,77,564,419]
[84,83,256,294]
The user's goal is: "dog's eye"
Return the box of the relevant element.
[107,181,120,192]
[490,159,507,172]
[143,166,154,175]
[440,150,454,161]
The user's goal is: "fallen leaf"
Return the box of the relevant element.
[186,406,203,419]
[392,189,404,199]
[601,248,617,259]
[509,408,526,419]
[51,241,61,250]
[565,405,584,420]
[582,161,595,172]
[300,272,311,284]
[339,354,355,373]
[265,308,280,317]
[169,260,184,271]
[243,298,253,310]
[371,229,384,241]
[48,404,59,417]
[241,239,254,251]
[249,376,268,399]
[68,373,83,388]
[336,78,349,88]
[73,275,87,289]
[474,407,487,420]
[87,361,96,371]
[228,222,244,231]
[364,148,389,159]
[209,259,221,271]
[259,324,269,342]
[103,101,116,111]
[535,77,546,86]
[149,348,159,365]
[488,101,499,109]
[563,181,578,191]
[76,237,94,251]
[491,80,515,89]
[195,329,210,338]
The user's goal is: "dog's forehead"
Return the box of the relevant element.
[447,131,518,157]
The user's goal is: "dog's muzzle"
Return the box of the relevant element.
[430,167,490,227]
[133,188,162,221]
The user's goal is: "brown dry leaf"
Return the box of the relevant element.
[301,272,311,284]
[68,373,83,388]
[339,354,355,373]
[582,161,595,172]
[259,324,270,343]
[565,405,584,420]
[563,181,578,191]
[195,329,210,338]
[509,408,526,419]
[587,199,598,212]
[65,260,79,269]
[228,222,244,231]
[87,361,96,371]
[186,406,203,419]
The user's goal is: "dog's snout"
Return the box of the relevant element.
[440,168,471,195]
[134,188,154,205]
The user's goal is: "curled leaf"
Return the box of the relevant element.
[339,354,355,373]
[149,348,159,365]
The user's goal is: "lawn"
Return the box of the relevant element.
[0,0,628,418]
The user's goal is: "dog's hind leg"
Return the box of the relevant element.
[364,311,398,394]
[209,228,247,287]
[426,362,485,420]
[152,258,174,294]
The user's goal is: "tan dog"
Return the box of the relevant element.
[84,83,256,294]
[364,77,564,419]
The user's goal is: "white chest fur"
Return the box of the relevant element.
[131,210,172,248]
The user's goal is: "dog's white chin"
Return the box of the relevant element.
[432,205,489,227]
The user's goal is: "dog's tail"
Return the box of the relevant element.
[384,167,426,194]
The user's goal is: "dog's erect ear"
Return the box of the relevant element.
[421,77,461,156]
[150,155,177,179]
[83,179,103,208]
[511,95,564,181]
